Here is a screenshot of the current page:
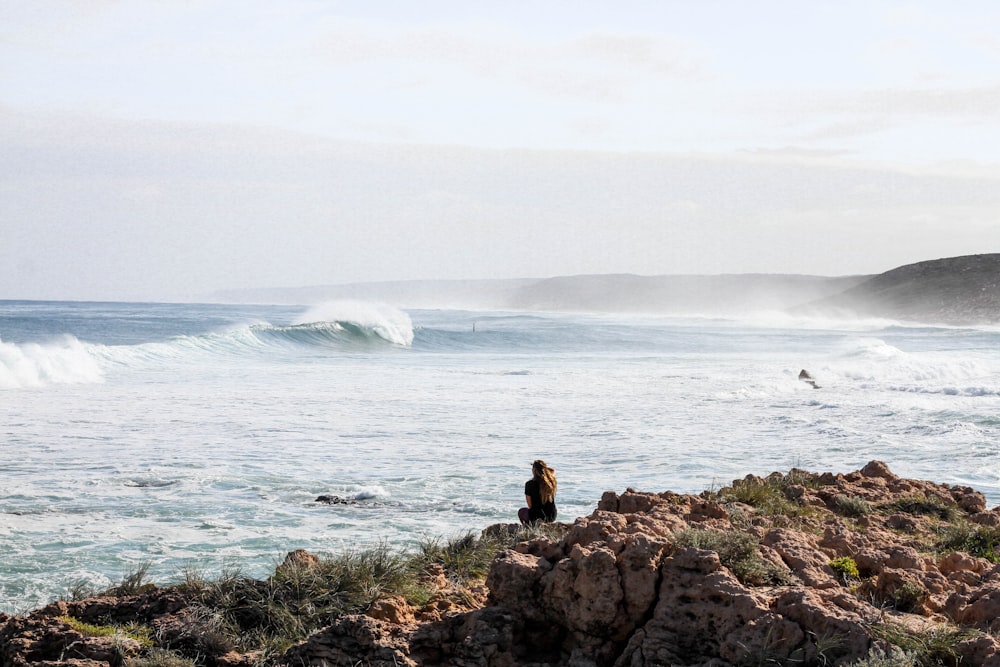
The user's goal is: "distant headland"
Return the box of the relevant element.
[214,253,1000,325]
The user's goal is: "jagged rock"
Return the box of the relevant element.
[281,615,417,667]
[762,528,838,588]
[7,461,1000,667]
[315,495,356,504]
[368,596,417,626]
[0,613,144,666]
[278,548,321,571]
[945,582,1000,632]
[957,634,1000,667]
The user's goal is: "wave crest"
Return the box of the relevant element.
[292,301,414,347]
[0,335,104,388]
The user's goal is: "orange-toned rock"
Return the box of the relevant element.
[940,550,991,576]
[368,596,417,626]
[280,548,321,569]
[8,461,1000,667]
[945,582,1000,632]
[762,528,839,588]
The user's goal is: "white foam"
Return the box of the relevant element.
[0,336,104,388]
[293,300,414,346]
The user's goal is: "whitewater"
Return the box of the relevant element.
[2,299,1000,613]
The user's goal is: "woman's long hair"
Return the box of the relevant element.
[533,460,557,504]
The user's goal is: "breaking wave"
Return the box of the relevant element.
[291,301,414,347]
[1,302,414,388]
[0,335,104,388]
[822,336,1000,396]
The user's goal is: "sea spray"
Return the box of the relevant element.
[0,335,104,388]
[293,300,414,346]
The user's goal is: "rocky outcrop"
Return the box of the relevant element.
[5,461,1000,666]
[284,462,1000,666]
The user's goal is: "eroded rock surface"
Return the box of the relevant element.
[5,461,1000,667]
[287,461,1000,666]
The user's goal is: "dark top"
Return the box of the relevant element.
[524,477,557,522]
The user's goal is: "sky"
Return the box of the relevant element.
[2,0,1000,301]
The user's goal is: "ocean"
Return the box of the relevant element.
[2,299,1000,613]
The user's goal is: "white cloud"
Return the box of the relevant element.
[3,2,1000,299]
[3,111,1000,300]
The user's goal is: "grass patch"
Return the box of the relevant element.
[848,647,920,667]
[172,530,524,659]
[68,561,156,601]
[867,622,975,667]
[834,494,872,518]
[60,615,154,648]
[673,528,791,586]
[124,647,197,667]
[711,470,819,519]
[415,531,501,584]
[935,521,1000,563]
[180,543,413,654]
[878,494,957,522]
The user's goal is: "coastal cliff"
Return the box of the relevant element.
[796,254,1000,325]
[215,253,1000,325]
[5,462,1000,666]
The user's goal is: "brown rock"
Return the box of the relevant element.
[368,596,417,626]
[972,510,1000,526]
[627,548,799,665]
[957,633,1000,667]
[762,528,838,588]
[11,461,1000,667]
[216,651,260,667]
[0,613,144,667]
[486,550,553,613]
[771,588,872,661]
[281,615,417,667]
[279,548,320,570]
[945,582,1000,632]
[545,543,627,640]
[861,460,897,480]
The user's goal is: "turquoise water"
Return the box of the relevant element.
[2,300,1000,612]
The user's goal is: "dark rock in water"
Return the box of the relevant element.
[315,495,356,505]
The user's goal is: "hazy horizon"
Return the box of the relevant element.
[3,2,1000,302]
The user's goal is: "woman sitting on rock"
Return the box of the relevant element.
[518,459,557,524]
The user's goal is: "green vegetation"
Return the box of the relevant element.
[866,622,975,667]
[709,469,820,520]
[178,542,415,656]
[890,581,927,613]
[848,647,920,667]
[60,615,154,647]
[833,494,872,518]
[59,615,159,665]
[673,528,791,586]
[416,532,501,584]
[878,494,957,522]
[935,521,1000,563]
[167,527,561,660]
[829,556,859,581]
[106,560,158,597]
[125,648,198,667]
